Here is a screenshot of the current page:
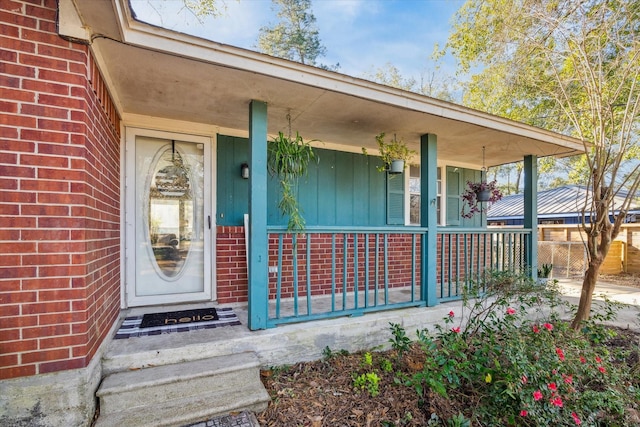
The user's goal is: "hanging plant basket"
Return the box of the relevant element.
[461,180,503,218]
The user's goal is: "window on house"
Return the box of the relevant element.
[409,166,442,225]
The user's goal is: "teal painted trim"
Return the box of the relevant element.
[384,234,389,304]
[276,235,283,319]
[353,234,359,308]
[306,235,311,315]
[248,100,269,330]
[374,234,379,306]
[331,234,336,311]
[421,134,438,306]
[342,235,348,310]
[266,301,426,327]
[364,234,369,308]
[293,234,299,317]
[524,155,538,278]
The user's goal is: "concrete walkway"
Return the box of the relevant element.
[556,278,640,332]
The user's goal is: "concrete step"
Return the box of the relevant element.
[94,352,269,427]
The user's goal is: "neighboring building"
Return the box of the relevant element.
[487,185,640,226]
[0,1,585,425]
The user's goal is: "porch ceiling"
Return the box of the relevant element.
[73,0,585,169]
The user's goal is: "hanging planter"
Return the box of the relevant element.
[363,132,416,174]
[461,179,503,218]
[389,159,405,174]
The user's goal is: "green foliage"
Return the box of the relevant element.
[389,322,411,357]
[448,0,640,326]
[267,131,317,231]
[257,0,337,69]
[321,346,348,360]
[368,132,416,172]
[538,263,553,278]
[353,371,380,397]
[392,270,639,426]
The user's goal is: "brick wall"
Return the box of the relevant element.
[0,0,121,380]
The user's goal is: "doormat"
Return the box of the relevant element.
[140,307,219,328]
[114,307,241,339]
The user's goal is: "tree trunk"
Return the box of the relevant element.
[571,260,603,330]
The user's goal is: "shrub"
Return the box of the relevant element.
[396,271,639,426]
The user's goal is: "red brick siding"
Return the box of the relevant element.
[0,0,121,380]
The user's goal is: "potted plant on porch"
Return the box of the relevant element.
[365,132,416,174]
[460,179,503,218]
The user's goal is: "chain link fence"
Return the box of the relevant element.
[538,241,588,279]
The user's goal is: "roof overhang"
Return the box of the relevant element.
[64,0,586,168]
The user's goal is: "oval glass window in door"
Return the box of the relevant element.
[148,147,193,278]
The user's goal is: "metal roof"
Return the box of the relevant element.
[487,185,640,220]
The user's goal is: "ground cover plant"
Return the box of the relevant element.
[258,272,640,426]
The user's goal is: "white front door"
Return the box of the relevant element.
[125,128,212,307]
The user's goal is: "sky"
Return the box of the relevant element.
[130,0,465,83]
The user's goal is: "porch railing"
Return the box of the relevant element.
[264,226,532,327]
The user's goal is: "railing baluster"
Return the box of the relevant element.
[439,233,444,298]
[374,234,379,306]
[342,233,347,310]
[293,234,299,317]
[306,233,311,315]
[276,233,283,319]
[384,234,389,304]
[331,233,336,312]
[353,233,359,309]
[411,233,416,302]
[364,233,369,308]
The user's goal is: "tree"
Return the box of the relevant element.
[448,0,640,328]
[257,0,332,68]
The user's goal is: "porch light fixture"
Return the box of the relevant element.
[240,163,249,179]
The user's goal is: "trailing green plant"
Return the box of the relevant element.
[393,270,640,426]
[267,130,318,231]
[321,345,348,361]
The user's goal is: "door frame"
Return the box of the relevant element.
[124,127,214,307]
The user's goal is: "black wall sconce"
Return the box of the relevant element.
[240,163,249,179]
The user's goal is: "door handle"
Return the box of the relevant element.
[208,215,211,229]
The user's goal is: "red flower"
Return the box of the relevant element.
[563,374,573,384]
[506,307,516,315]
[543,323,553,331]
[595,356,602,363]
[533,390,543,401]
[521,375,528,384]
[548,382,557,392]
[532,324,540,333]
[571,412,582,425]
[448,310,455,318]
[598,366,606,373]
[520,410,528,417]
[579,356,586,364]
[556,347,565,361]
[551,396,563,407]
[451,327,460,333]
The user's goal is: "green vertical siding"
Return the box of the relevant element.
[217,136,388,226]
[446,165,485,227]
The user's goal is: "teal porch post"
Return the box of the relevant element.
[523,155,538,279]
[248,100,269,330]
[421,134,438,306]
